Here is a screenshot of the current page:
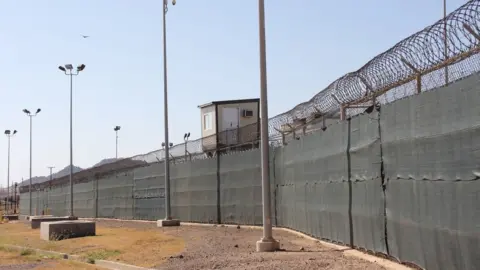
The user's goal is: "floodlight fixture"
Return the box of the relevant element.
[23,109,30,114]
[65,64,73,70]
[58,66,66,72]
[77,64,86,72]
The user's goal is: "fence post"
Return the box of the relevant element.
[346,118,354,248]
[94,176,99,218]
[416,75,422,94]
[216,151,221,224]
[132,171,136,220]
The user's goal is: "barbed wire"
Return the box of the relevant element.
[268,0,480,135]
[16,1,480,192]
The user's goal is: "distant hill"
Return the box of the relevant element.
[19,165,83,186]
[92,158,119,168]
[54,165,84,178]
[18,158,123,187]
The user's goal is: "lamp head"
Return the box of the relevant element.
[36,108,41,114]
[23,109,30,114]
[77,64,86,72]
[65,64,73,70]
[58,66,66,72]
[13,130,17,134]
[4,130,10,135]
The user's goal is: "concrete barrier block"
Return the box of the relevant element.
[40,220,96,241]
[157,219,180,227]
[2,214,19,221]
[31,216,77,229]
[26,215,53,221]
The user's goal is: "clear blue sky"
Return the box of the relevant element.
[0,0,466,184]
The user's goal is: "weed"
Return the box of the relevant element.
[85,249,121,262]
[20,249,34,256]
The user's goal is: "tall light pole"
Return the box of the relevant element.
[4,129,17,213]
[114,126,121,159]
[157,0,179,227]
[23,108,41,217]
[256,0,279,252]
[59,63,86,218]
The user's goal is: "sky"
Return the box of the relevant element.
[0,0,467,185]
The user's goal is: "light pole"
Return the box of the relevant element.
[256,0,280,252]
[157,0,180,227]
[4,129,17,214]
[58,63,86,218]
[114,126,121,159]
[23,108,41,217]
[183,132,190,160]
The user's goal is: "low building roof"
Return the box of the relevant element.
[198,98,259,109]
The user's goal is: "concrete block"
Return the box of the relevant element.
[26,215,53,221]
[31,216,78,229]
[256,238,280,252]
[2,214,19,221]
[40,220,96,241]
[157,219,180,227]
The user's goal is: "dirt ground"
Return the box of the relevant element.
[0,220,184,268]
[0,219,394,269]
[0,247,104,270]
[91,220,388,270]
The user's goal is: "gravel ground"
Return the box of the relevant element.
[93,220,387,270]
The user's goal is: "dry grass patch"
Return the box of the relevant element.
[0,246,104,269]
[0,222,184,268]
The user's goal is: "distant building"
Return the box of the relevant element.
[198,98,260,153]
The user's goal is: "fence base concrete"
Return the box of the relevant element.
[40,220,96,241]
[31,216,78,229]
[156,219,180,227]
